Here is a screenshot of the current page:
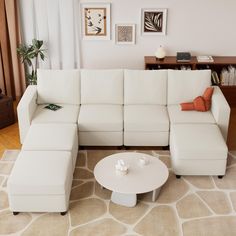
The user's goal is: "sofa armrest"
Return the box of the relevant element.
[17,85,38,143]
[211,86,230,141]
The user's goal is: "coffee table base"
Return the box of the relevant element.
[111,187,161,207]
[111,192,137,207]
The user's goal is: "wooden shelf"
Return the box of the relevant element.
[145,56,236,107]
[145,56,236,69]
[220,85,236,88]
[144,56,197,69]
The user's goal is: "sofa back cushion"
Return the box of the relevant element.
[124,70,167,105]
[168,70,211,105]
[81,69,123,104]
[37,69,80,105]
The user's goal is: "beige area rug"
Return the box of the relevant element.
[0,150,236,236]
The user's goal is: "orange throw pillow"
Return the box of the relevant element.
[203,87,214,110]
[180,87,214,112]
[180,102,194,110]
[193,96,206,111]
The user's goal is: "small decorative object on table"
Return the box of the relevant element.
[139,156,149,166]
[155,45,166,61]
[115,159,129,176]
[197,55,214,63]
[44,104,62,111]
[176,52,191,62]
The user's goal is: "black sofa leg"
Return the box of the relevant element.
[61,211,67,216]
[218,175,224,179]
[176,175,181,179]
[13,212,19,215]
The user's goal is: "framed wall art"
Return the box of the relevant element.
[115,24,135,44]
[141,8,167,35]
[81,3,111,40]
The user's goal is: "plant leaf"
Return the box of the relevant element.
[144,12,162,32]
[40,52,45,61]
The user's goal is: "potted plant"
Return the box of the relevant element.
[17,39,46,85]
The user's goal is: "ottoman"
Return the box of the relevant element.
[7,151,72,214]
[170,124,228,177]
[22,123,78,168]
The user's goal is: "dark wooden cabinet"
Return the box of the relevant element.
[0,95,15,129]
[145,56,197,70]
[219,86,236,107]
[144,56,236,107]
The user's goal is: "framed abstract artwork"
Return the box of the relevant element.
[115,24,135,44]
[81,3,111,40]
[141,8,167,35]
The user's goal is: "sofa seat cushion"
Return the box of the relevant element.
[170,124,227,160]
[32,104,79,124]
[78,105,123,132]
[22,124,77,151]
[7,150,72,195]
[168,105,215,124]
[22,124,78,168]
[124,105,169,132]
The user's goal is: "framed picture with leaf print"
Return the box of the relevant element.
[81,3,111,40]
[141,8,167,35]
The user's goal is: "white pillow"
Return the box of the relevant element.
[124,69,167,105]
[37,69,80,105]
[81,69,123,104]
[168,70,211,105]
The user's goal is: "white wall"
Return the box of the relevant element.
[81,0,236,69]
[19,0,236,70]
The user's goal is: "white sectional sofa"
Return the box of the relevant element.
[17,68,230,146]
[10,68,230,214]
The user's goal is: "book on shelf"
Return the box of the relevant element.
[220,66,236,86]
[176,52,191,62]
[211,71,220,85]
[197,56,214,63]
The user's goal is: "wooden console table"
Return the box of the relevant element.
[144,56,236,107]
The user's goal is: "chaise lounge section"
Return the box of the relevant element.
[167,70,230,177]
[8,123,78,214]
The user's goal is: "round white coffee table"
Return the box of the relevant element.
[94,152,169,207]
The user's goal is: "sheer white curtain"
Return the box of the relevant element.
[19,0,81,69]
